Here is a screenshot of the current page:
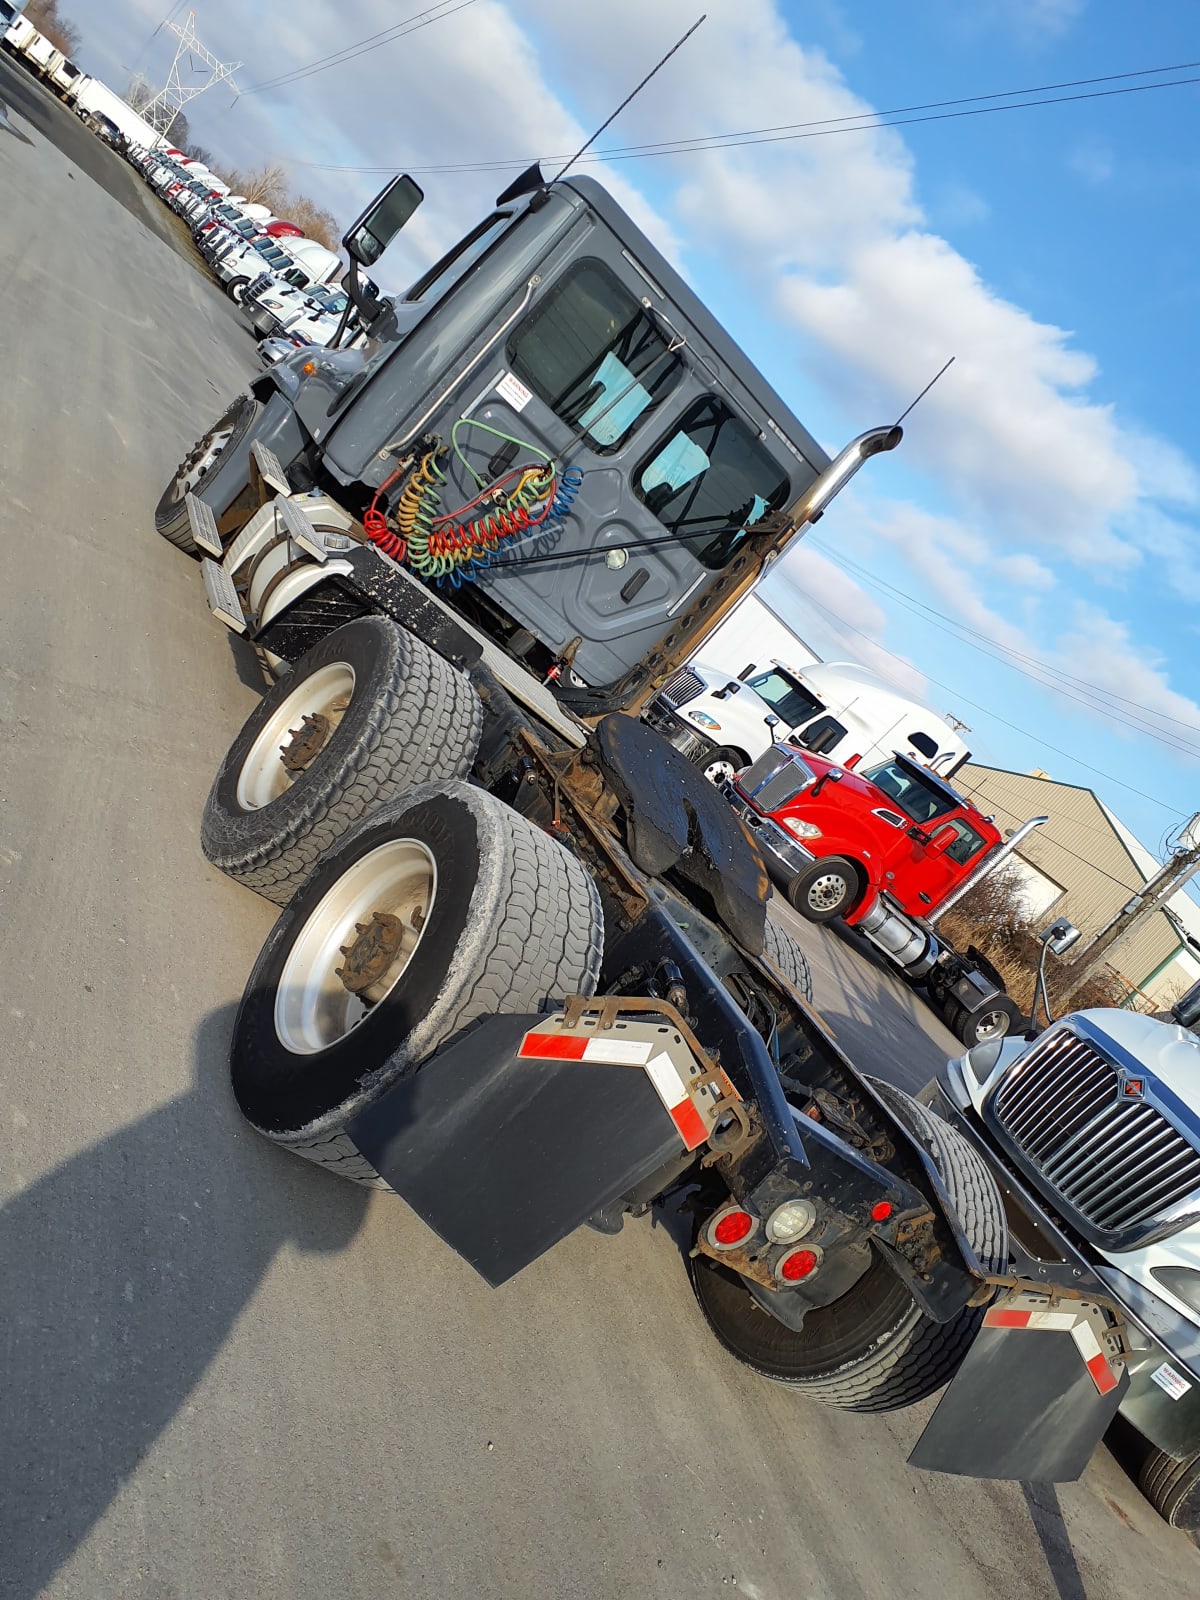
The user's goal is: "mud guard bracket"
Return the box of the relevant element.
[909,1286,1129,1481]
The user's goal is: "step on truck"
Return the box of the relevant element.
[729,742,1048,1046]
[158,166,1138,1487]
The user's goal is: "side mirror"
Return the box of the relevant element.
[764,713,780,731]
[926,827,957,858]
[343,174,425,267]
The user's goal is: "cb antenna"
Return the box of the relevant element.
[552,15,707,183]
[894,356,955,428]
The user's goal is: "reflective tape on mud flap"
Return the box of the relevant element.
[983,1300,1122,1395]
[518,1015,740,1152]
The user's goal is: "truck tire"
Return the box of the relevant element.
[155,393,261,553]
[689,1079,1007,1411]
[1139,1445,1200,1531]
[226,276,250,303]
[229,780,605,1185]
[202,617,483,906]
[787,857,861,924]
[762,917,815,1005]
[701,746,750,786]
[956,995,1021,1048]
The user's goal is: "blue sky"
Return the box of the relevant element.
[62,0,1200,856]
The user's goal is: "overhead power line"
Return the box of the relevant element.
[809,542,1200,760]
[236,0,480,97]
[285,58,1200,174]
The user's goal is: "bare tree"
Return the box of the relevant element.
[281,194,339,252]
[24,0,81,57]
[183,143,214,167]
[223,163,289,210]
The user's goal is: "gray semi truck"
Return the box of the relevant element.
[157,166,1142,1488]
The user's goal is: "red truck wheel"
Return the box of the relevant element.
[787,858,860,923]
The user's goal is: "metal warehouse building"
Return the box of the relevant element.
[954,764,1200,1009]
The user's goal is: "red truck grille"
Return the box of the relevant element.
[736,747,814,812]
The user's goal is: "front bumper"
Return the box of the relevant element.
[641,699,714,763]
[727,788,814,881]
[925,1068,1200,1458]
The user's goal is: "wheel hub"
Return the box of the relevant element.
[336,911,408,994]
[279,712,332,773]
[808,874,847,912]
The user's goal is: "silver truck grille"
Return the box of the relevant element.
[737,746,813,813]
[662,668,705,706]
[990,1027,1200,1248]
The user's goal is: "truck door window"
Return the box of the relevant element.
[749,671,824,726]
[509,259,681,452]
[636,397,789,568]
[939,818,989,866]
[795,715,846,755]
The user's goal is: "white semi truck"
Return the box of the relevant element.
[646,656,970,785]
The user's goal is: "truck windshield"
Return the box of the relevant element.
[510,258,682,452]
[861,760,957,824]
[747,670,824,726]
[636,397,790,569]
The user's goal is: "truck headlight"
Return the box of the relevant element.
[1152,1266,1200,1317]
[782,819,822,841]
[688,710,721,730]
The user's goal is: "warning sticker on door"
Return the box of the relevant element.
[1150,1362,1193,1401]
[495,371,533,412]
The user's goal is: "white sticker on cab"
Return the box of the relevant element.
[496,371,533,412]
[1150,1362,1193,1402]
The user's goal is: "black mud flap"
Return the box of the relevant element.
[346,1014,687,1287]
[909,1289,1129,1481]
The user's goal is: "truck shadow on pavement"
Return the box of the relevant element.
[0,1004,372,1600]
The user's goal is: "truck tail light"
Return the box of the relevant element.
[765,1199,816,1242]
[706,1205,757,1250]
[776,1247,821,1283]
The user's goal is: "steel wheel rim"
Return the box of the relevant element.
[173,418,237,501]
[275,839,438,1055]
[704,758,736,785]
[807,872,849,913]
[236,662,355,810]
[972,1008,1010,1042]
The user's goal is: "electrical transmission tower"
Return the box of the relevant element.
[139,12,241,138]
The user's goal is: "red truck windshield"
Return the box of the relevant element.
[860,759,958,824]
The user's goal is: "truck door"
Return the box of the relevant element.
[905,815,991,913]
[449,249,808,688]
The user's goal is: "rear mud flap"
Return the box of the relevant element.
[346,1014,687,1286]
[909,1288,1129,1481]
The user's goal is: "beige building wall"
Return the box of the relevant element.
[955,764,1184,1002]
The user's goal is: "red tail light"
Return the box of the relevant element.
[776,1247,820,1282]
[870,1200,893,1222]
[707,1206,757,1250]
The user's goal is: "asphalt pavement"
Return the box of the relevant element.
[1,52,1197,1600]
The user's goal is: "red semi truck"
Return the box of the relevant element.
[729,744,1047,1046]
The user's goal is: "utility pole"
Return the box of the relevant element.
[1065,835,1200,995]
[139,11,241,138]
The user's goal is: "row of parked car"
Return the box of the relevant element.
[125,145,356,363]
